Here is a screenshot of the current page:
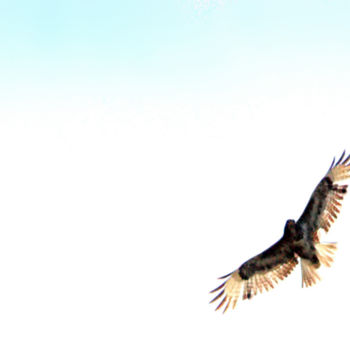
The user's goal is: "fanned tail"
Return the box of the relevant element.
[301,242,337,288]
[301,259,320,288]
[315,242,337,267]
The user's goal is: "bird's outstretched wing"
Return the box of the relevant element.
[210,239,298,313]
[297,151,350,241]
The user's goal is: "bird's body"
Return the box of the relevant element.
[210,152,350,312]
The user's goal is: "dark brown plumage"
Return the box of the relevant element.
[210,151,350,312]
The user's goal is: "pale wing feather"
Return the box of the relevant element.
[210,258,298,313]
[298,152,350,238]
[317,152,350,233]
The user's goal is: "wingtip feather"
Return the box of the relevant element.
[210,270,243,312]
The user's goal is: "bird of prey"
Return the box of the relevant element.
[210,151,350,313]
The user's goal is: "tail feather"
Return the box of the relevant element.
[301,242,337,288]
[315,242,337,268]
[301,259,320,288]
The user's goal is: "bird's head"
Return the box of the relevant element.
[284,219,298,240]
[286,219,295,228]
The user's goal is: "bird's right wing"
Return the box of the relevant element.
[297,151,350,240]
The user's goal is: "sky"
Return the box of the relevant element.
[1,1,350,349]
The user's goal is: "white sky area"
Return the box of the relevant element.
[1,1,350,349]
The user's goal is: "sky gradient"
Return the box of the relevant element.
[2,1,350,93]
[1,1,350,349]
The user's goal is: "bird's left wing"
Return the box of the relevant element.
[210,240,298,313]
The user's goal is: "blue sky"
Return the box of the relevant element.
[2,0,350,133]
[2,0,350,92]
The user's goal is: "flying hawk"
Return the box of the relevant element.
[210,151,350,313]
